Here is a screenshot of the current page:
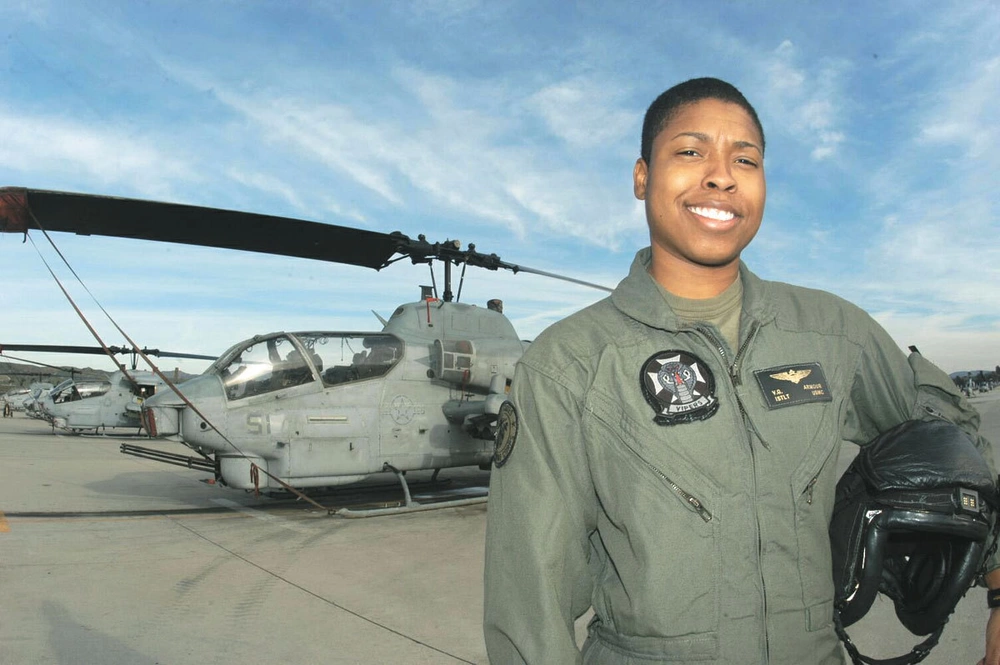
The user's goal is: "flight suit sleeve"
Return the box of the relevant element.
[843,316,1000,571]
[483,360,598,664]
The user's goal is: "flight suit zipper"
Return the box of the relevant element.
[698,324,767,449]
[617,437,713,522]
[699,321,769,662]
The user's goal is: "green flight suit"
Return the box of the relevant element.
[483,248,997,665]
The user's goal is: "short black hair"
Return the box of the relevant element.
[640,77,764,163]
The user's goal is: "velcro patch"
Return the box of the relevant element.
[493,401,519,467]
[640,350,719,425]
[754,362,832,409]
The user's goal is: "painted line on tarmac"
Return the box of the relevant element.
[0,510,10,533]
[210,498,314,534]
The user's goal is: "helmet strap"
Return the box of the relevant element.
[833,611,943,665]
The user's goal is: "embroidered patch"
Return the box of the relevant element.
[640,350,719,425]
[493,401,519,467]
[754,362,832,409]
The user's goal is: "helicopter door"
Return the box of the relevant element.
[280,333,389,479]
[217,335,324,462]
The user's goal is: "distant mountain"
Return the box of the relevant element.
[950,370,996,380]
[0,360,106,387]
[1,360,199,390]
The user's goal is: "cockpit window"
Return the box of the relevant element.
[293,333,403,386]
[219,335,317,400]
[52,380,111,403]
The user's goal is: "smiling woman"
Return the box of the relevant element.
[483,77,1000,665]
[635,96,766,298]
[1,5,999,665]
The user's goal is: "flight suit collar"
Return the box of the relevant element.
[610,247,776,332]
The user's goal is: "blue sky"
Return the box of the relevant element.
[0,0,997,375]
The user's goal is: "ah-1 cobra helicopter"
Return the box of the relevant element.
[0,187,610,504]
[0,344,216,433]
[4,382,53,417]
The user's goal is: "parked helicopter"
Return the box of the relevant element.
[2,387,30,413]
[0,187,610,502]
[0,343,216,433]
[23,382,55,420]
[2,382,53,415]
[44,370,166,433]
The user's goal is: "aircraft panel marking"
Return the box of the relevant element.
[308,416,349,423]
[389,395,423,425]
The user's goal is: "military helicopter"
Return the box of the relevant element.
[44,370,161,433]
[0,187,610,505]
[0,344,216,433]
[2,387,30,412]
[22,383,55,420]
[3,382,53,416]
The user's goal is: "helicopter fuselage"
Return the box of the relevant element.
[43,371,162,433]
[141,298,527,490]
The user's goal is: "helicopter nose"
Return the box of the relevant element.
[141,403,178,437]
[141,374,221,438]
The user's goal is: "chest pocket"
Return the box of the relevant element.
[585,390,720,521]
[583,391,722,641]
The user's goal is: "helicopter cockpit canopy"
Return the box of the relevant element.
[51,379,112,404]
[51,378,73,393]
[214,332,404,401]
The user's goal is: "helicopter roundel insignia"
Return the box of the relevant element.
[493,401,519,467]
[640,350,719,425]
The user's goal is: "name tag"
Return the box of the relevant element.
[754,362,832,409]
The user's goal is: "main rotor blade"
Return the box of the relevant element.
[0,187,613,292]
[505,264,613,292]
[2,344,109,356]
[0,188,402,269]
[0,353,73,372]
[129,348,217,361]
[0,344,216,361]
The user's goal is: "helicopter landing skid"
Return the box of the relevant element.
[335,463,488,518]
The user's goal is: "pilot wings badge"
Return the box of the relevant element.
[770,368,812,384]
[640,350,719,425]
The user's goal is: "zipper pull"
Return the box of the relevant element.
[686,495,713,522]
[804,476,818,504]
[923,405,946,421]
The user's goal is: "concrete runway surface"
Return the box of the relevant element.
[2,391,999,664]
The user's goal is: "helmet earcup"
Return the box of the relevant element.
[893,539,984,636]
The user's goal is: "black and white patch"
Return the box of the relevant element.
[493,400,519,467]
[640,350,719,425]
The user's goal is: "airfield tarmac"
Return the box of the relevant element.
[2,392,1000,665]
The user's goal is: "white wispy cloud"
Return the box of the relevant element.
[2,1,998,376]
[858,7,1000,339]
[154,56,642,249]
[753,40,851,161]
[526,77,636,150]
[0,109,196,198]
